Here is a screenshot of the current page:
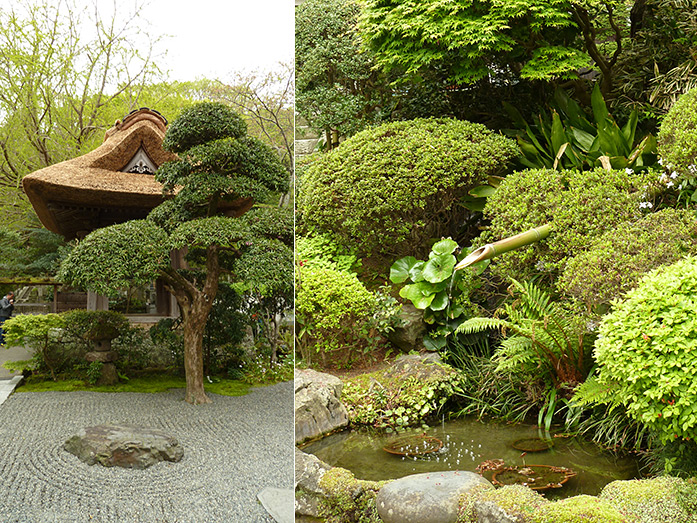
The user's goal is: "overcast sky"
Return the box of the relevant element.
[0,0,294,82]
[137,0,294,81]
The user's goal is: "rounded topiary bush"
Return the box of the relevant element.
[482,167,653,282]
[593,256,697,443]
[297,118,517,257]
[296,265,377,367]
[162,101,247,153]
[657,88,697,180]
[559,208,697,309]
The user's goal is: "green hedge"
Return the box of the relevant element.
[298,118,517,257]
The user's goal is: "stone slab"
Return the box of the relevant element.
[258,487,294,523]
[0,375,23,405]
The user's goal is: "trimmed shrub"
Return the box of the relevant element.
[482,167,654,282]
[590,257,697,444]
[296,265,378,367]
[657,88,697,181]
[162,101,247,153]
[559,208,697,309]
[533,495,627,523]
[298,118,517,257]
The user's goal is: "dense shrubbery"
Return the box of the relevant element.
[560,209,697,310]
[657,88,697,181]
[298,118,517,257]
[576,257,697,446]
[296,264,379,367]
[482,167,654,283]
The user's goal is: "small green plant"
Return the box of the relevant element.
[2,313,67,380]
[86,361,103,385]
[341,365,461,429]
[61,309,129,342]
[577,256,697,444]
[506,84,657,171]
[457,280,594,413]
[390,239,488,350]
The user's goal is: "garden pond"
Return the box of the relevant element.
[302,417,641,498]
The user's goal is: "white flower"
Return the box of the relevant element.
[671,171,679,179]
[666,181,675,188]
[639,201,653,209]
[658,158,664,165]
[625,168,634,175]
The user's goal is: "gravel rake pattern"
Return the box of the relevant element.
[0,382,294,522]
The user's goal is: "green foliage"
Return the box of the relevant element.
[161,102,247,153]
[296,0,393,144]
[85,361,103,386]
[458,485,545,523]
[58,220,170,297]
[457,280,594,400]
[615,1,697,116]
[296,264,378,367]
[506,85,658,171]
[296,233,358,273]
[657,88,697,205]
[2,312,82,381]
[559,209,697,310]
[390,239,488,350]
[61,310,129,342]
[240,352,294,385]
[298,118,517,257]
[203,283,246,375]
[0,226,66,278]
[360,0,580,85]
[318,467,383,523]
[341,364,461,429]
[447,337,539,422]
[588,257,697,444]
[482,167,654,282]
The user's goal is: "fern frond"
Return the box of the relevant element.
[455,316,507,335]
[570,375,621,407]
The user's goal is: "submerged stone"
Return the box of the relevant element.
[64,423,183,469]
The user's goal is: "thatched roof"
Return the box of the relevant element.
[22,108,252,240]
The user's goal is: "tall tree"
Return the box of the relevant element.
[59,102,293,404]
[359,0,636,109]
[0,0,162,226]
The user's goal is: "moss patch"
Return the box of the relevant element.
[318,467,385,523]
[18,375,249,396]
[533,495,628,523]
[600,476,697,523]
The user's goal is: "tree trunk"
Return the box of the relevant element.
[182,302,212,405]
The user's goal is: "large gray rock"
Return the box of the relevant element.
[377,471,493,523]
[295,369,349,444]
[295,448,333,519]
[64,424,184,469]
[387,303,427,351]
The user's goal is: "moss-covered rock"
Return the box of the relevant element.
[318,467,385,523]
[600,476,697,523]
[342,354,461,429]
[533,495,628,523]
[466,485,547,523]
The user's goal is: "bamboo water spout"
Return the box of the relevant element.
[454,224,551,271]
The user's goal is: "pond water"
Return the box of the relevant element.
[301,418,641,499]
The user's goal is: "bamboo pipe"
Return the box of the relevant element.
[454,224,551,271]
